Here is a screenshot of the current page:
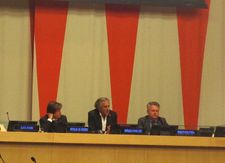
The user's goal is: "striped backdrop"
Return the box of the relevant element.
[0,0,224,129]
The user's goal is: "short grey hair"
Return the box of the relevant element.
[94,97,110,110]
[146,101,160,109]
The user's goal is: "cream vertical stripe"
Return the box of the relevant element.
[199,0,225,126]
[0,0,32,122]
[57,1,111,123]
[31,43,40,121]
[128,6,184,125]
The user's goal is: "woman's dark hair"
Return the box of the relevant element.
[46,101,62,114]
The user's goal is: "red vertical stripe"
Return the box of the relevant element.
[177,0,210,129]
[35,0,68,116]
[105,4,140,123]
[29,0,35,60]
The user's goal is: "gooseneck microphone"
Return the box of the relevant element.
[0,154,6,163]
[31,156,37,163]
[6,112,10,121]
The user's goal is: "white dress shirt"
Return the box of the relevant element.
[100,113,107,131]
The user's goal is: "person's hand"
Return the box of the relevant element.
[105,125,111,134]
[47,113,53,119]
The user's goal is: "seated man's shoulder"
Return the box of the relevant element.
[61,115,67,119]
[158,116,168,125]
[159,116,166,121]
[138,115,148,121]
[110,110,117,115]
[88,109,98,115]
[40,114,48,121]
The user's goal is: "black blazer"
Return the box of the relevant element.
[88,109,117,133]
[39,115,68,133]
[138,115,168,134]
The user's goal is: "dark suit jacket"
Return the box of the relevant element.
[39,115,68,133]
[88,109,117,133]
[138,115,168,134]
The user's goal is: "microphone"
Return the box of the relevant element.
[6,112,10,121]
[31,156,37,163]
[0,154,5,163]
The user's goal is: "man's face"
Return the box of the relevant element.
[53,109,61,119]
[99,100,110,116]
[147,105,159,119]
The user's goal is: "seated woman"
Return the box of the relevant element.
[40,101,67,133]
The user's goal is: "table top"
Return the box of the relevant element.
[0,132,225,148]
